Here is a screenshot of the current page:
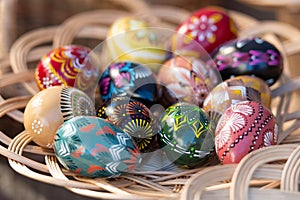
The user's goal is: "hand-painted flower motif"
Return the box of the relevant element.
[171,7,238,56]
[158,56,218,107]
[187,14,220,43]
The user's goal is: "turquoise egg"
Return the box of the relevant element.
[54,116,142,178]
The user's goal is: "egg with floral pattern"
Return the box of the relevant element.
[54,116,141,178]
[158,102,215,168]
[35,45,99,91]
[24,86,96,148]
[215,101,278,164]
[98,62,158,107]
[211,37,283,85]
[171,7,238,58]
[158,56,221,107]
[97,97,157,152]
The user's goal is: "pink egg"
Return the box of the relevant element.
[215,101,278,164]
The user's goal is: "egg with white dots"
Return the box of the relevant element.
[158,102,215,168]
[24,86,95,148]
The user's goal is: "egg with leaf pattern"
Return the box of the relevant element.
[54,116,142,178]
[158,102,215,168]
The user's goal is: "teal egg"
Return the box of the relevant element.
[158,102,215,168]
[54,116,141,178]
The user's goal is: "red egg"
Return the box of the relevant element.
[171,7,238,57]
[35,45,98,91]
[215,101,278,164]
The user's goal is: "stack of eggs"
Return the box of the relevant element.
[23,6,283,178]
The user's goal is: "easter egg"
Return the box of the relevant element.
[211,37,283,85]
[225,76,271,107]
[158,102,215,168]
[171,7,238,57]
[158,56,221,107]
[215,101,278,164]
[35,45,99,91]
[98,62,158,106]
[203,76,271,126]
[54,116,141,178]
[106,16,167,72]
[24,86,95,148]
[97,97,157,152]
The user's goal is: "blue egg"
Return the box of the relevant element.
[98,62,158,107]
[54,116,142,178]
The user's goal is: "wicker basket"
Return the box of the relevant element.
[1,0,300,199]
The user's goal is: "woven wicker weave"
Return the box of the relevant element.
[1,0,300,199]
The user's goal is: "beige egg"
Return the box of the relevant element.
[24,86,95,148]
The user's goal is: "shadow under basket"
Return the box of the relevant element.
[1,0,300,199]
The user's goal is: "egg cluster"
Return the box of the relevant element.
[24,6,282,178]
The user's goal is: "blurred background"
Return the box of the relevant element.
[0,0,299,199]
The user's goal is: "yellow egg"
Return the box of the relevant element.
[24,86,95,148]
[106,16,167,72]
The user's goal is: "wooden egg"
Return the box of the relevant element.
[54,116,141,178]
[35,45,98,91]
[215,101,278,164]
[158,56,221,107]
[171,6,238,57]
[98,62,158,107]
[158,102,215,168]
[106,16,167,72]
[211,37,283,85]
[97,97,157,152]
[24,86,96,148]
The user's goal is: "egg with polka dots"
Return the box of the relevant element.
[158,102,215,168]
[24,86,96,148]
[215,101,278,164]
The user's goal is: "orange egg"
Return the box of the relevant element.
[24,86,95,148]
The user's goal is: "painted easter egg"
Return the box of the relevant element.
[158,102,215,168]
[97,97,157,152]
[54,116,141,178]
[24,86,95,148]
[225,76,271,107]
[211,37,283,85]
[98,62,158,106]
[203,75,271,126]
[171,7,238,58]
[35,45,99,91]
[106,16,167,72]
[158,56,221,107]
[215,101,278,164]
